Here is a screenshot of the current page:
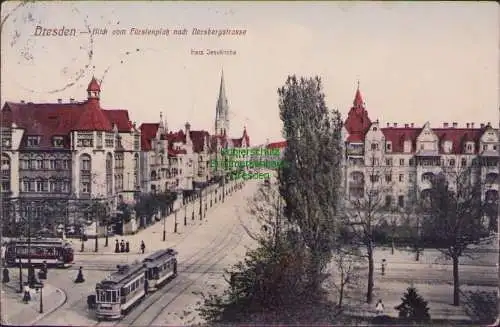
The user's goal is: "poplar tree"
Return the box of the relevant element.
[278,75,343,291]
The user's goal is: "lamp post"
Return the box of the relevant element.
[199,188,203,221]
[38,281,44,313]
[94,202,99,253]
[162,205,167,241]
[18,257,22,293]
[174,209,178,233]
[184,202,187,226]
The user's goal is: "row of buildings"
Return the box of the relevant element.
[267,86,499,217]
[0,72,251,234]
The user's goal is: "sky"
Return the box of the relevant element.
[1,1,498,145]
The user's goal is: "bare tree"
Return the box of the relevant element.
[331,247,361,308]
[398,183,424,261]
[419,165,488,306]
[342,153,393,304]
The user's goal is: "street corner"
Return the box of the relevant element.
[0,279,67,326]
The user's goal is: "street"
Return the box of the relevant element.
[32,180,260,326]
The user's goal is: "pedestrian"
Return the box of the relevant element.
[140,240,145,254]
[375,299,384,315]
[75,266,85,283]
[125,241,130,253]
[120,240,125,253]
[381,259,387,276]
[115,239,120,253]
[41,260,48,279]
[2,267,9,283]
[22,283,31,303]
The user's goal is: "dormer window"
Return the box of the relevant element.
[53,136,64,148]
[386,142,392,152]
[26,136,41,147]
[465,142,474,153]
[443,140,453,154]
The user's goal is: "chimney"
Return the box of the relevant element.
[480,123,485,128]
[443,122,449,128]
[57,99,62,103]
[410,123,414,128]
[404,123,409,128]
[70,98,75,103]
[393,123,397,127]
[471,122,474,128]
[452,122,457,128]
[386,122,390,127]
[20,100,25,103]
[466,123,470,128]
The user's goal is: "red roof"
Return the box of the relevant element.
[381,127,486,154]
[189,130,210,153]
[87,77,101,92]
[344,87,372,139]
[1,79,135,149]
[267,141,287,149]
[139,123,160,151]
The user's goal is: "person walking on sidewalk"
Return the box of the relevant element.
[75,266,85,283]
[22,283,31,303]
[375,299,385,315]
[140,240,145,254]
[115,239,120,253]
[125,240,130,253]
[120,240,125,253]
[381,258,387,276]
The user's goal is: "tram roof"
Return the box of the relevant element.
[9,237,69,246]
[100,262,146,287]
[143,248,177,263]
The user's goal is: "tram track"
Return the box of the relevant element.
[128,222,244,327]
[93,217,242,326]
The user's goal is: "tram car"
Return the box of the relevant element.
[95,262,148,320]
[143,248,178,292]
[4,237,74,268]
[94,248,178,320]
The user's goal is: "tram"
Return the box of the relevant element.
[143,248,178,292]
[4,237,74,268]
[94,248,178,320]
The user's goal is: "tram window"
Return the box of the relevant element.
[111,291,117,303]
[99,291,106,302]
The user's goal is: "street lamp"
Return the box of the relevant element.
[174,209,178,233]
[184,202,187,226]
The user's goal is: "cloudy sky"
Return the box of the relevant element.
[1,1,498,145]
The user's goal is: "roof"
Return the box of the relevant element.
[267,141,287,149]
[381,127,486,154]
[189,130,210,153]
[139,123,160,151]
[87,77,101,92]
[344,86,372,137]
[1,78,135,150]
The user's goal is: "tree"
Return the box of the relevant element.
[134,191,177,225]
[419,167,488,306]
[198,181,309,323]
[395,286,431,322]
[342,153,393,304]
[278,75,343,291]
[399,184,424,261]
[331,247,361,308]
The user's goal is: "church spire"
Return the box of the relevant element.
[215,69,230,135]
[353,80,364,108]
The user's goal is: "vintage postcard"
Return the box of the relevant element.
[0,1,498,326]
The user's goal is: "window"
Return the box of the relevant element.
[62,181,70,192]
[385,195,392,207]
[53,137,64,148]
[23,180,32,192]
[494,145,498,151]
[81,182,90,193]
[26,136,40,147]
[409,158,414,166]
[36,179,46,192]
[399,174,404,182]
[49,180,57,192]
[466,144,473,152]
[386,142,392,151]
[385,174,392,182]
[63,159,70,169]
[398,195,404,208]
[385,159,393,166]
[483,144,488,151]
[81,155,91,171]
[449,159,455,167]
[371,158,379,166]
[1,181,10,192]
[36,158,44,169]
[461,158,467,167]
[370,175,379,183]
[399,159,404,166]
[371,143,379,150]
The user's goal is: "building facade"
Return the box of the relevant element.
[0,78,141,234]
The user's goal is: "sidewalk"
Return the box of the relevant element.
[71,181,246,256]
[0,270,67,326]
[340,281,489,322]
